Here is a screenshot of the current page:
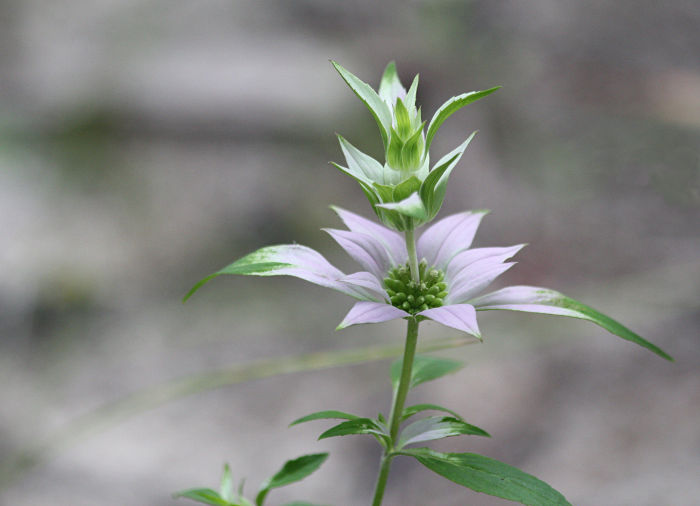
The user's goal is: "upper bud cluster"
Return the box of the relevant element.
[386,89,425,173]
[331,60,499,231]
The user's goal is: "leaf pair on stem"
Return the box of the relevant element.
[292,354,570,505]
[174,455,328,506]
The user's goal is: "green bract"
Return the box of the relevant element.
[332,60,499,230]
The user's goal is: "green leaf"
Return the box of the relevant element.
[220,464,234,502]
[471,286,674,361]
[289,410,360,427]
[315,417,391,448]
[391,354,464,391]
[403,449,571,505]
[173,488,232,506]
[402,403,464,422]
[317,418,388,443]
[425,87,500,153]
[378,61,406,106]
[419,132,476,218]
[331,61,392,148]
[397,416,490,449]
[376,192,427,221]
[255,454,328,506]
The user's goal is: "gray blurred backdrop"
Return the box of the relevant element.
[1,1,699,505]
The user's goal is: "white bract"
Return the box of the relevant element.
[186,208,672,361]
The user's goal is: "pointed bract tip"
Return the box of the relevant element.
[329,204,348,217]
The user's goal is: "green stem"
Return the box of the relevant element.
[388,318,419,439]
[405,227,420,283]
[371,317,420,505]
[370,226,422,506]
[371,455,392,506]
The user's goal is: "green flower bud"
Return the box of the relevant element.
[332,60,499,230]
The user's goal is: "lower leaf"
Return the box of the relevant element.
[255,454,328,506]
[173,488,232,506]
[402,448,570,506]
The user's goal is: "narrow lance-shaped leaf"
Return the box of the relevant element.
[425,87,500,154]
[391,354,464,392]
[255,454,328,506]
[402,403,465,422]
[397,416,490,449]
[289,410,360,427]
[331,61,392,148]
[471,286,673,361]
[173,488,231,506]
[401,448,571,506]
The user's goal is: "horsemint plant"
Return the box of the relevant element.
[181,62,672,506]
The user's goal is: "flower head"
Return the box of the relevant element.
[331,61,500,230]
[185,207,672,361]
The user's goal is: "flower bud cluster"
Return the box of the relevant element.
[386,91,425,174]
[384,259,447,315]
[332,60,499,231]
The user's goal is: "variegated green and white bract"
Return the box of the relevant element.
[332,61,499,231]
[185,207,672,361]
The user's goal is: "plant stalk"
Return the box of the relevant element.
[370,455,392,506]
[371,317,420,505]
[405,227,420,283]
[370,226,422,505]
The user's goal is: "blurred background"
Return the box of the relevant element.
[1,1,698,505]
